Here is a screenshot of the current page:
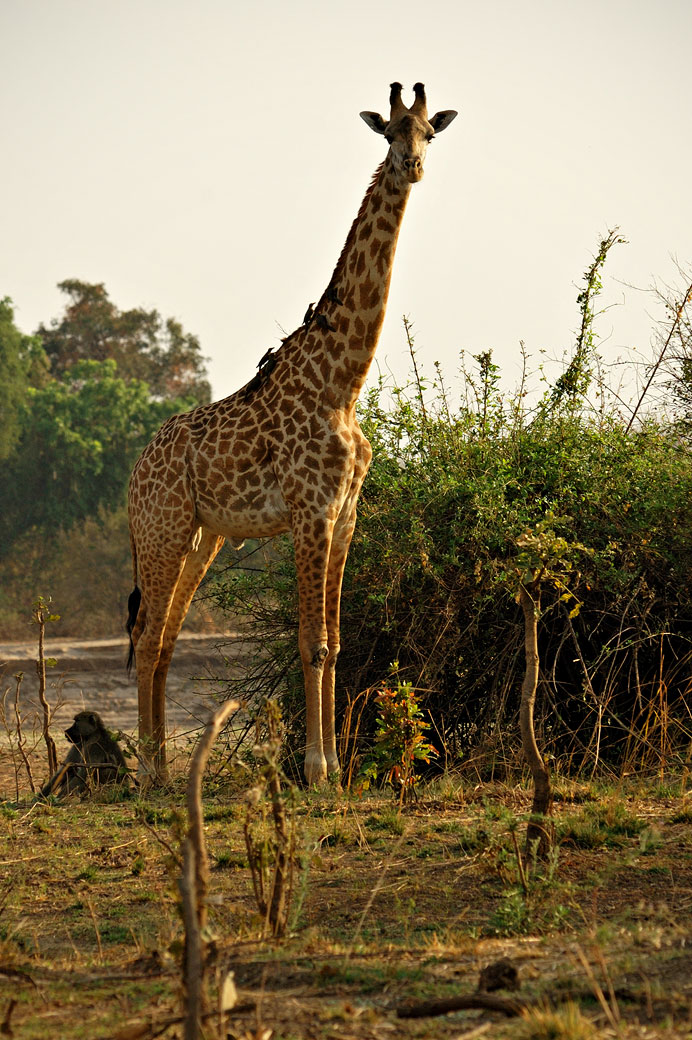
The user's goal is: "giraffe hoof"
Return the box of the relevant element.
[137,758,170,792]
[304,751,328,786]
[326,756,341,785]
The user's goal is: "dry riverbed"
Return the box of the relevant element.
[0,631,246,744]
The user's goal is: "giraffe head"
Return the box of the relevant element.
[360,82,457,184]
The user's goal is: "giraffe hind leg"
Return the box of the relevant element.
[133,555,188,780]
[150,530,225,777]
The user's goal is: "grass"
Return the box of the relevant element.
[0,752,691,1039]
[513,1002,599,1040]
[558,799,648,848]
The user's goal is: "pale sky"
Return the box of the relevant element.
[3,0,691,405]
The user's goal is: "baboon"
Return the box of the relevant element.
[40,711,129,798]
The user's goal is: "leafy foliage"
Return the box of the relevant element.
[37,279,211,402]
[211,241,692,775]
[337,369,692,770]
[550,229,625,407]
[0,285,212,565]
[0,359,194,556]
[359,666,438,803]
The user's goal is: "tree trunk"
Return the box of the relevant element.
[518,584,553,857]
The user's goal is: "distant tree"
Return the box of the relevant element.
[37,279,212,403]
[0,359,191,557]
[0,283,212,557]
[0,297,48,459]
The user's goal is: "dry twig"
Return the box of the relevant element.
[180,699,238,1040]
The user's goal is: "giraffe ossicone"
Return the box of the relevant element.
[127,83,457,785]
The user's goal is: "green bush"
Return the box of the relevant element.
[211,351,692,777]
[211,235,692,777]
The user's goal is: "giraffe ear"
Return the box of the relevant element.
[360,111,388,135]
[429,110,458,133]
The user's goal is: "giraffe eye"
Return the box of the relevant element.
[426,133,435,142]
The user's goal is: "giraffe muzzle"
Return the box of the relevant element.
[403,156,424,183]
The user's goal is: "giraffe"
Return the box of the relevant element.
[127,82,457,784]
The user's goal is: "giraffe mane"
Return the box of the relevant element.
[315,160,386,313]
[238,160,386,403]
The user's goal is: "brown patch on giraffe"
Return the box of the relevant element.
[359,279,380,311]
[318,358,332,381]
[324,339,342,361]
[369,192,383,214]
[369,238,384,260]
[300,360,321,388]
[349,251,366,277]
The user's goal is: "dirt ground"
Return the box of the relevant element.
[1,744,691,1039]
[1,640,691,1039]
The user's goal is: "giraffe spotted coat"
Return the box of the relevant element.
[128,83,457,784]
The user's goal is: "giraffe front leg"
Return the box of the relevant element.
[322,477,367,782]
[293,515,333,786]
[301,641,329,786]
[321,650,340,779]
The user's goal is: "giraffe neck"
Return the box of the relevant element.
[299,153,412,409]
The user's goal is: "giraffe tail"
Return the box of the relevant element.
[126,586,141,676]
[126,527,141,676]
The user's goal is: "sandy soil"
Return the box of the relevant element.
[0,630,246,740]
